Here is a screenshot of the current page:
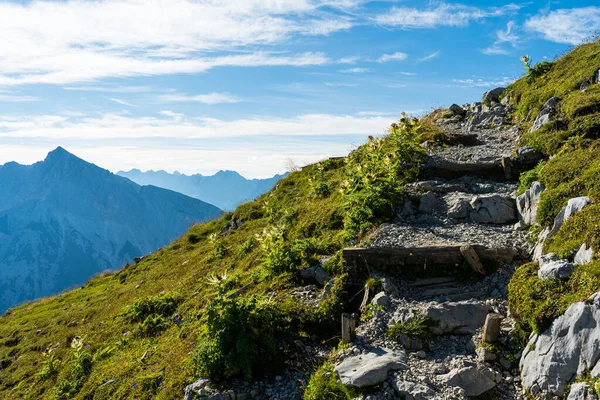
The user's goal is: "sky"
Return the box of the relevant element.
[0,1,599,178]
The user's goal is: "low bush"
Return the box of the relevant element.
[387,314,434,340]
[122,292,182,323]
[192,285,290,380]
[54,349,93,399]
[303,362,353,400]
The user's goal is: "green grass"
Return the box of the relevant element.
[506,38,600,340]
[0,115,437,399]
[387,314,434,340]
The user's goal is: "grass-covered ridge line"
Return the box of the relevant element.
[507,39,600,340]
[0,116,436,399]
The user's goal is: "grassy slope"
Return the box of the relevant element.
[0,117,437,399]
[507,39,600,338]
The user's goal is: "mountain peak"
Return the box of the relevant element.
[44,146,79,164]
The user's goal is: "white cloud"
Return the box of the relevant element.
[374,3,521,29]
[108,98,139,107]
[378,52,408,63]
[525,7,600,44]
[0,112,390,140]
[325,82,359,87]
[0,0,357,86]
[482,21,519,55]
[64,85,152,93]
[399,72,417,76]
[0,92,40,102]
[452,77,515,87]
[337,56,361,64]
[418,51,440,62]
[339,67,372,73]
[156,92,241,105]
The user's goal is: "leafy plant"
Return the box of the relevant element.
[387,314,434,340]
[122,292,181,323]
[360,304,384,322]
[37,353,61,382]
[521,55,554,84]
[238,236,255,256]
[257,225,298,274]
[304,362,353,400]
[54,348,93,398]
[192,284,290,380]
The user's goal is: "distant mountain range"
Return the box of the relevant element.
[118,169,286,211]
[0,147,221,313]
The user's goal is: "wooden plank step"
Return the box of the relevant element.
[422,287,463,297]
[420,160,511,181]
[343,245,517,277]
[409,277,457,287]
[446,291,489,301]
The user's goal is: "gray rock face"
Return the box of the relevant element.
[372,292,391,308]
[335,348,407,388]
[299,265,330,286]
[425,301,491,335]
[550,196,591,236]
[538,259,575,280]
[595,68,600,85]
[448,199,470,219]
[530,96,560,133]
[520,293,600,398]
[449,103,466,116]
[482,87,506,103]
[469,195,517,224]
[567,382,598,400]
[516,181,545,226]
[439,366,497,396]
[401,198,417,217]
[575,243,594,265]
[419,192,438,214]
[393,379,435,399]
[581,79,592,92]
[516,146,544,164]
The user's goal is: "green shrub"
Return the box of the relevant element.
[192,285,290,380]
[360,304,384,322]
[517,161,544,195]
[37,353,61,381]
[387,314,434,340]
[207,233,227,261]
[521,56,554,84]
[122,292,182,323]
[136,315,171,337]
[238,237,255,256]
[304,362,353,400]
[257,225,298,274]
[54,349,93,398]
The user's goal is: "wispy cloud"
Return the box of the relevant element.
[337,56,361,64]
[0,111,390,140]
[339,67,372,73]
[525,7,600,45]
[452,77,515,87]
[399,72,417,76]
[0,91,40,102]
[0,0,355,86]
[325,82,359,87]
[418,51,440,62]
[378,52,408,63]
[64,86,152,93]
[156,92,241,105]
[482,21,519,55]
[374,3,521,29]
[108,98,139,107]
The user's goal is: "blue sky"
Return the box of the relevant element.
[0,0,598,177]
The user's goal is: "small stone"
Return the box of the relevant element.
[477,347,496,362]
[482,314,503,343]
[416,350,426,359]
[419,192,437,214]
[372,292,391,308]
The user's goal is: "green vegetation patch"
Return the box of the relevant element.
[303,362,354,400]
[387,314,434,340]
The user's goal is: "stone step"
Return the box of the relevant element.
[408,277,457,287]
[421,287,463,297]
[419,159,514,181]
[445,291,489,301]
[343,245,518,277]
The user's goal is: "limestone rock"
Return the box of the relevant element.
[449,103,466,117]
[469,195,517,224]
[550,196,591,236]
[372,292,391,308]
[538,259,574,280]
[482,313,503,343]
[595,68,600,85]
[393,379,435,399]
[574,243,594,265]
[476,347,497,362]
[520,293,600,398]
[482,87,506,103]
[581,79,592,92]
[530,97,560,133]
[425,301,491,335]
[516,146,543,164]
[448,199,470,219]
[439,366,497,396]
[334,348,407,388]
[516,181,545,226]
[567,382,598,400]
[401,198,417,217]
[419,192,437,214]
[299,265,330,286]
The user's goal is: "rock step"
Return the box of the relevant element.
[343,245,518,276]
[421,287,462,296]
[408,277,457,287]
[420,159,514,181]
[445,291,489,301]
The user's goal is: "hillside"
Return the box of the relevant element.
[0,39,599,400]
[0,147,221,313]
[117,169,285,211]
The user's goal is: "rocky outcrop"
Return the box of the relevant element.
[567,382,598,400]
[594,68,600,85]
[439,365,497,396]
[469,195,517,224]
[419,192,438,214]
[425,301,491,335]
[530,96,560,133]
[449,103,466,116]
[520,293,600,398]
[516,146,543,165]
[517,181,545,226]
[575,243,594,265]
[549,196,591,236]
[538,259,574,280]
[393,379,435,399]
[299,264,329,286]
[482,87,506,103]
[335,348,407,388]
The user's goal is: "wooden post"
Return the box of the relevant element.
[460,244,486,275]
[341,313,357,344]
[482,314,503,343]
[502,157,513,180]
